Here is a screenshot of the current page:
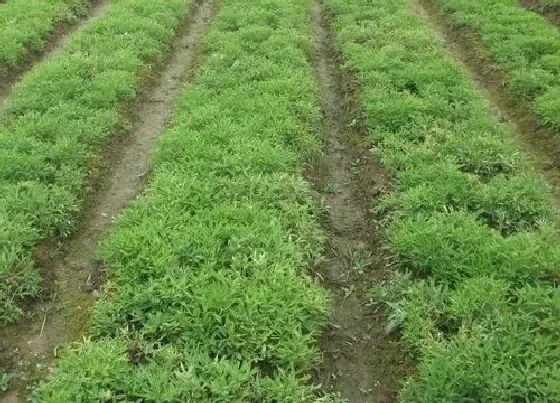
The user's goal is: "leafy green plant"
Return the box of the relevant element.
[536,0,560,6]
[0,372,10,392]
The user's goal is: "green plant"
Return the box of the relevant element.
[536,0,560,6]
[0,372,10,392]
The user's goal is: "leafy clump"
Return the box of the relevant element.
[0,372,10,392]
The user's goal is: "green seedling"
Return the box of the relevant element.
[0,373,10,392]
[324,181,341,195]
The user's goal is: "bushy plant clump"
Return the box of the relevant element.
[327,0,560,400]
[0,0,191,323]
[34,0,331,400]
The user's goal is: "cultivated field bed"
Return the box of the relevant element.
[1,0,560,401]
[326,0,560,400]
[32,0,333,400]
[0,0,192,324]
[426,0,560,131]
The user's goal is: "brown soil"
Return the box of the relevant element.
[0,0,110,106]
[518,0,560,26]
[417,0,560,214]
[0,2,218,401]
[308,1,415,401]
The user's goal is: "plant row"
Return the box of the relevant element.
[428,0,560,130]
[326,0,559,400]
[33,0,332,400]
[0,0,90,68]
[0,0,192,324]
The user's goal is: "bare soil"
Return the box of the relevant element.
[0,0,110,106]
[518,0,560,26]
[308,1,415,401]
[417,0,560,214]
[0,2,218,401]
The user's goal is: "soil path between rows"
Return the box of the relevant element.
[518,0,560,27]
[415,0,560,214]
[0,0,111,106]
[308,1,414,401]
[0,2,217,401]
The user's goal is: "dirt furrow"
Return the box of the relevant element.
[415,0,560,214]
[0,0,110,106]
[518,0,560,27]
[308,1,414,401]
[0,2,217,401]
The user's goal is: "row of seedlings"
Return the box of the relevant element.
[33,0,332,401]
[427,0,560,130]
[0,0,193,324]
[0,0,91,68]
[326,0,560,400]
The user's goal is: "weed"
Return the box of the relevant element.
[0,372,10,392]
[346,244,371,276]
[536,0,560,6]
[323,182,339,195]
